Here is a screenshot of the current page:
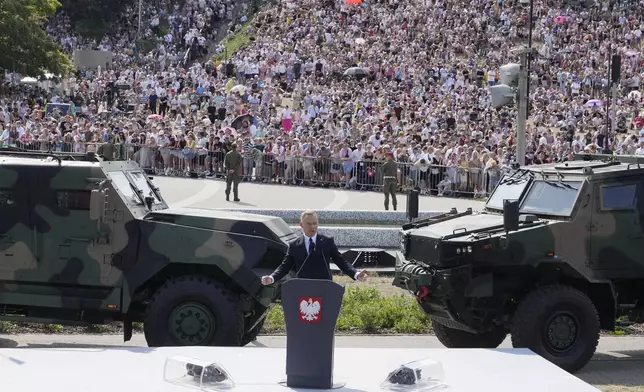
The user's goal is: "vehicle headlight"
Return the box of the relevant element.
[455,245,473,255]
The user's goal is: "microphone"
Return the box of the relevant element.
[322,246,332,279]
[295,249,312,278]
[318,236,332,279]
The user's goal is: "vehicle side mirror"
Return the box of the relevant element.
[503,199,520,233]
[90,189,107,221]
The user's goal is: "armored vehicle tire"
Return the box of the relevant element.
[143,275,244,347]
[241,318,266,346]
[433,322,507,348]
[510,285,600,373]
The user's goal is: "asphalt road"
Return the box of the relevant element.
[0,334,642,390]
[152,176,486,212]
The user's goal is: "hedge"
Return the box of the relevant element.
[263,286,432,334]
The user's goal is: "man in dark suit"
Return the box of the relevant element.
[261,210,368,284]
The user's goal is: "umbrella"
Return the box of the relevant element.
[147,114,164,121]
[231,114,253,130]
[230,85,247,93]
[585,99,604,107]
[20,77,38,85]
[343,67,369,77]
[355,37,366,45]
[221,126,238,137]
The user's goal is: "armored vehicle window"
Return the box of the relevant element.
[486,175,529,210]
[520,180,582,216]
[109,171,139,204]
[56,191,91,210]
[601,184,636,210]
[0,190,14,205]
[129,171,161,204]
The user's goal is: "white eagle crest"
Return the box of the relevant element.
[299,298,321,321]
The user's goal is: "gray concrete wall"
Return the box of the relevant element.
[72,50,114,69]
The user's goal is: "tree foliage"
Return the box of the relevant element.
[59,0,135,40]
[0,0,73,77]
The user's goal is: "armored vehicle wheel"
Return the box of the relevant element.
[143,275,244,347]
[433,322,507,348]
[510,285,600,373]
[241,318,266,346]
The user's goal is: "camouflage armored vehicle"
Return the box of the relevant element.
[0,152,296,346]
[393,154,644,373]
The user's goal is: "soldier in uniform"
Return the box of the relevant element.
[224,143,242,202]
[382,151,398,210]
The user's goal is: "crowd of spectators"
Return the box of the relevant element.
[1,0,644,198]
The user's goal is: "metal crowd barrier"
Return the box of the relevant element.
[0,140,106,154]
[1,140,506,198]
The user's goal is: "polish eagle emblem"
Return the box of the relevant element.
[299,297,322,323]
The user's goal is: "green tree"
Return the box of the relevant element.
[0,0,72,77]
[59,0,135,40]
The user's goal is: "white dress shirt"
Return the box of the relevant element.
[303,232,318,254]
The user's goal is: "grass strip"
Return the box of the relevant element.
[213,19,255,62]
[264,286,432,334]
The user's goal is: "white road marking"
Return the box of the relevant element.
[599,351,631,359]
[324,189,349,210]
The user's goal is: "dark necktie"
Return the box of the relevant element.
[309,237,315,255]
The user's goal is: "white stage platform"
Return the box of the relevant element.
[0,346,598,391]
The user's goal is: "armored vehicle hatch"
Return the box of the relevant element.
[553,160,617,170]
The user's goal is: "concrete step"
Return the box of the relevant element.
[220,208,442,226]
[289,225,400,248]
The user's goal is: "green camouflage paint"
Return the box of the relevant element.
[393,155,644,372]
[0,154,296,346]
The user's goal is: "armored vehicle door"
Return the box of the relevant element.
[101,171,142,276]
[30,167,119,289]
[0,166,36,281]
[589,180,644,276]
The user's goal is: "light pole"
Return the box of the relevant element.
[525,0,534,117]
[515,0,535,166]
[138,0,143,38]
[488,0,536,167]
[516,50,529,167]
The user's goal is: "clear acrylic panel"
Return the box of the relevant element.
[380,358,448,391]
[163,355,235,391]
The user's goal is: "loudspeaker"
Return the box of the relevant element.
[499,63,520,87]
[489,84,516,108]
[611,55,621,83]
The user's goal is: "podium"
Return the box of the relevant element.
[281,278,345,389]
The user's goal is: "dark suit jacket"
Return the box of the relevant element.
[270,234,357,282]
